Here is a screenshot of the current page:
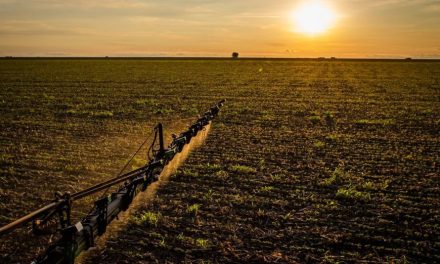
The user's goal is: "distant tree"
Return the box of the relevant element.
[232,52,239,59]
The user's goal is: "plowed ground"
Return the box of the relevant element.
[1,59,439,263]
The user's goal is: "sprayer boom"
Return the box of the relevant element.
[0,100,226,264]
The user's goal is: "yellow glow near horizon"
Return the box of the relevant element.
[292,1,336,36]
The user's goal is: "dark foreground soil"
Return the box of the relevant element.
[0,59,439,263]
[83,61,439,263]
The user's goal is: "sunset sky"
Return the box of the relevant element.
[1,0,439,58]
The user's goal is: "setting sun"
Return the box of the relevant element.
[292,1,337,36]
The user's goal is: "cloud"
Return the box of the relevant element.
[0,20,99,36]
[0,0,149,9]
[357,0,440,9]
[0,20,63,35]
[423,3,440,12]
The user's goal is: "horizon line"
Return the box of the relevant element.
[1,56,440,61]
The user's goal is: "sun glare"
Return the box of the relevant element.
[292,1,336,36]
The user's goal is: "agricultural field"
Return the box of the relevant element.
[0,59,439,263]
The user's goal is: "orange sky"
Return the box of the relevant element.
[0,0,439,58]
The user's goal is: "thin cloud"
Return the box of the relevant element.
[0,0,150,9]
[423,3,440,12]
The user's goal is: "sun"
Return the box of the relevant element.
[292,1,336,36]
